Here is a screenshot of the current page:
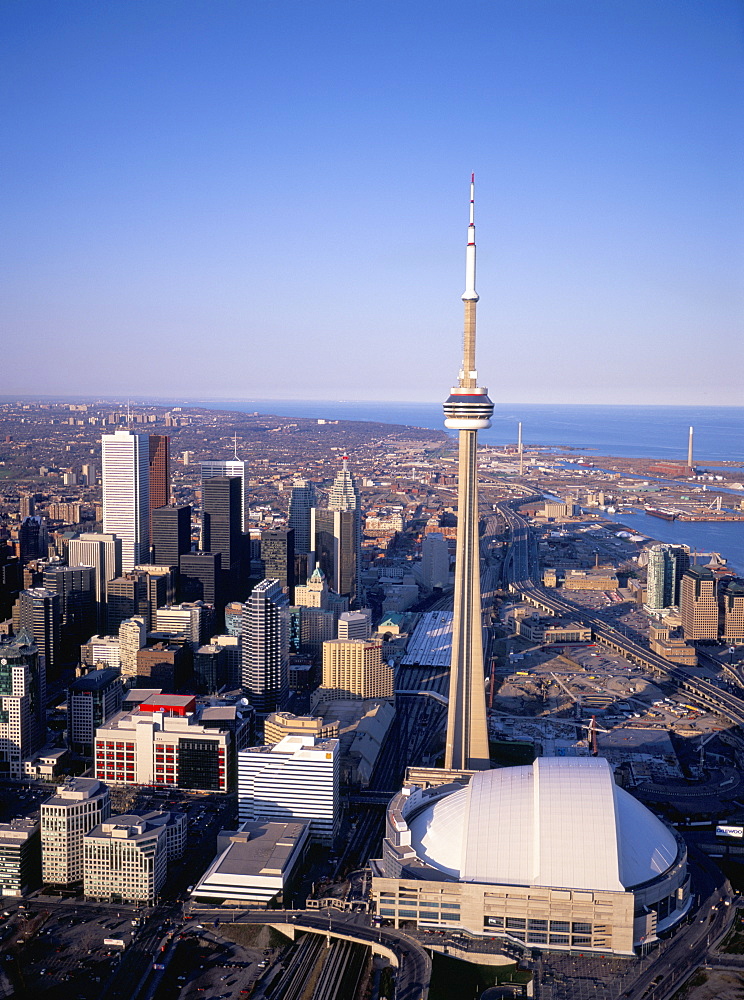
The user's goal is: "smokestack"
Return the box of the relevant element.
[687,426,694,470]
[518,421,524,476]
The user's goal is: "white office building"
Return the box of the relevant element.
[67,532,122,631]
[84,814,167,904]
[238,735,339,845]
[102,431,150,571]
[41,777,111,886]
[337,610,372,641]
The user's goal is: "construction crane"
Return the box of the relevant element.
[578,715,612,756]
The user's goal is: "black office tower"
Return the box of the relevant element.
[179,551,222,607]
[151,504,191,567]
[202,477,241,571]
[261,528,295,601]
[42,565,96,661]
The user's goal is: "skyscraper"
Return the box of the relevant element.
[68,533,122,632]
[102,430,150,571]
[442,176,493,772]
[310,508,359,606]
[42,565,96,659]
[16,587,60,678]
[646,544,689,611]
[151,504,191,568]
[202,476,242,588]
[680,566,719,640]
[327,456,362,604]
[0,629,46,776]
[288,479,316,556]
[201,454,248,532]
[261,528,295,600]
[148,434,170,533]
[241,579,289,713]
[321,638,391,700]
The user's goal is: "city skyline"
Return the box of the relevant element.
[2,1,742,406]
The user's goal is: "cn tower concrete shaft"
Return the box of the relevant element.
[445,428,491,770]
[442,175,493,772]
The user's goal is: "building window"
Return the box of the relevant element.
[572,922,592,934]
[528,919,548,931]
[550,920,570,933]
[572,935,592,946]
[527,932,548,944]
[506,918,526,930]
[550,934,569,945]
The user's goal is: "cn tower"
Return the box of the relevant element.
[442,175,493,771]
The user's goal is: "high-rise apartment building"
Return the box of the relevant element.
[0,630,46,778]
[16,587,60,677]
[646,544,690,611]
[241,579,289,713]
[40,777,110,886]
[201,458,248,532]
[237,735,339,844]
[150,504,191,568]
[680,566,719,640]
[68,533,122,632]
[288,480,316,556]
[102,430,150,571]
[67,668,124,756]
[321,638,392,700]
[148,434,170,534]
[261,528,295,599]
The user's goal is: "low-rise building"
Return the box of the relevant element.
[94,694,233,792]
[0,818,41,896]
[190,820,310,908]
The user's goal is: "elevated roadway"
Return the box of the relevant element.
[497,498,744,730]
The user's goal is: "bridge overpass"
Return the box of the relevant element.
[497,498,744,730]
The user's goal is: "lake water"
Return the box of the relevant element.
[194,399,744,465]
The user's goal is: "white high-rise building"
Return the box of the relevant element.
[201,459,248,532]
[41,777,110,885]
[102,431,150,572]
[68,533,122,632]
[237,734,339,844]
[118,616,147,677]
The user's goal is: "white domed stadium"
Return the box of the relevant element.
[371,758,690,955]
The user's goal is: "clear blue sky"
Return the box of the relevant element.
[1,1,742,405]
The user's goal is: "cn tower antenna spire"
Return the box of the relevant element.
[442,176,494,772]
